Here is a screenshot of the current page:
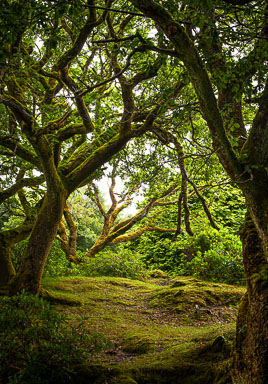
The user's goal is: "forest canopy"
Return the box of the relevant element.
[0,1,268,383]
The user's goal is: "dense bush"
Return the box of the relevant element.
[81,247,147,280]
[134,232,194,273]
[148,239,189,272]
[182,248,244,284]
[43,244,147,280]
[134,227,245,285]
[0,292,110,383]
[37,242,147,280]
[181,228,245,284]
[43,241,71,277]
[13,225,244,285]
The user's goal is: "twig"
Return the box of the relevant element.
[76,46,146,97]
[92,34,139,44]
[81,4,145,17]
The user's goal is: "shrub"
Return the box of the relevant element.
[134,226,245,285]
[182,248,244,284]
[81,247,147,280]
[135,232,190,274]
[0,292,110,383]
[43,241,71,277]
[181,228,245,284]
[44,244,84,277]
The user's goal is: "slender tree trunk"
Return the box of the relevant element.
[57,209,78,264]
[63,204,78,263]
[231,213,268,384]
[9,190,67,295]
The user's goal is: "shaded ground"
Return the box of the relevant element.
[42,275,245,384]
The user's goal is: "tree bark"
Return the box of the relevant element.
[0,222,33,286]
[231,213,268,384]
[85,237,108,258]
[0,241,16,286]
[57,204,78,264]
[9,190,67,295]
[85,226,177,258]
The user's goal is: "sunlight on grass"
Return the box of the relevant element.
[41,275,245,383]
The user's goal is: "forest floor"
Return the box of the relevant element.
[42,274,245,384]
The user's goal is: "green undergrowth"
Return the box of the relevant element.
[39,275,245,383]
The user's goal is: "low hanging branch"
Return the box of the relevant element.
[0,174,44,205]
[111,225,177,244]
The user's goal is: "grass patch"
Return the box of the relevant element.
[40,275,245,383]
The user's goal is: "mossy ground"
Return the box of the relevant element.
[42,275,245,383]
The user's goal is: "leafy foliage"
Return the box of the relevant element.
[0,0,257,294]
[43,241,71,277]
[181,228,244,285]
[210,186,246,234]
[0,292,110,383]
[69,190,104,253]
[134,225,244,284]
[134,232,188,273]
[81,246,147,280]
[0,0,267,381]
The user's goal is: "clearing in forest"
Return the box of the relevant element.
[42,275,245,384]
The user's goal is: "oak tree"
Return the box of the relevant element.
[0,0,187,294]
[129,0,268,382]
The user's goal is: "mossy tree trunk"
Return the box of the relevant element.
[9,189,67,295]
[232,212,268,384]
[232,172,268,383]
[0,241,16,286]
[57,204,78,264]
[129,2,268,383]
